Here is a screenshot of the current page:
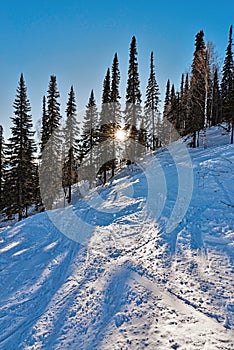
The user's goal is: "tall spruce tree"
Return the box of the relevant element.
[110,53,121,126]
[106,53,122,178]
[125,36,142,134]
[181,73,190,134]
[5,74,37,220]
[221,25,234,144]
[98,68,116,183]
[124,36,142,162]
[0,125,5,210]
[99,68,111,128]
[163,79,171,118]
[81,90,99,184]
[144,51,160,150]
[210,68,221,126]
[63,86,79,203]
[190,30,207,147]
[40,75,62,210]
[161,79,171,145]
[40,96,49,154]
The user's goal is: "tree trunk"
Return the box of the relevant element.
[231,118,234,144]
[111,161,115,178]
[68,184,72,204]
[103,167,107,184]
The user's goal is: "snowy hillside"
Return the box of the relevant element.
[0,126,234,349]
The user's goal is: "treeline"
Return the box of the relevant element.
[0,27,233,221]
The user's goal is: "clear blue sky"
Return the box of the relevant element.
[0,0,233,138]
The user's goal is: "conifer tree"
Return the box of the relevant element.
[99,68,111,128]
[168,84,177,123]
[181,73,190,134]
[110,53,122,176]
[168,84,180,142]
[124,36,142,162]
[40,95,48,154]
[40,75,62,210]
[221,25,234,143]
[161,79,171,145]
[210,68,221,126]
[110,53,121,126]
[5,74,37,220]
[80,90,99,184]
[163,79,171,118]
[125,36,142,134]
[98,68,115,183]
[63,86,80,203]
[190,30,207,147]
[0,125,5,210]
[144,51,160,150]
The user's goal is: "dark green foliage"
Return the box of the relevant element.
[98,54,122,181]
[144,52,160,150]
[125,36,142,128]
[40,96,49,154]
[4,74,37,220]
[63,86,80,203]
[80,90,99,183]
[0,125,5,210]
[210,68,222,126]
[99,67,119,183]
[99,68,111,128]
[190,30,207,147]
[181,73,191,134]
[221,25,234,143]
[110,53,122,126]
[40,75,62,210]
[163,79,171,118]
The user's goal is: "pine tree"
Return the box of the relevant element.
[124,36,142,163]
[161,79,171,145]
[221,25,234,143]
[40,96,49,154]
[40,75,62,210]
[144,51,160,150]
[190,30,207,147]
[98,68,115,183]
[4,74,37,220]
[125,36,142,134]
[210,68,221,126]
[163,79,171,118]
[46,76,61,137]
[110,53,122,126]
[181,73,191,134]
[0,125,5,210]
[168,84,180,142]
[63,86,80,203]
[177,73,185,133]
[168,84,177,123]
[99,68,111,128]
[80,90,99,184]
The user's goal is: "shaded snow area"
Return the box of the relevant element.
[0,126,234,349]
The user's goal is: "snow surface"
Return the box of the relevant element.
[0,126,234,349]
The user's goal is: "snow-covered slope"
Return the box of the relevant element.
[0,126,234,349]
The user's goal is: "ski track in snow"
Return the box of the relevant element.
[0,126,234,349]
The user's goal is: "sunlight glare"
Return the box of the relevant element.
[115,129,126,141]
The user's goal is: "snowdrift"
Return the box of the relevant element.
[0,126,234,349]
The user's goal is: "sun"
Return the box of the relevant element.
[115,129,126,141]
